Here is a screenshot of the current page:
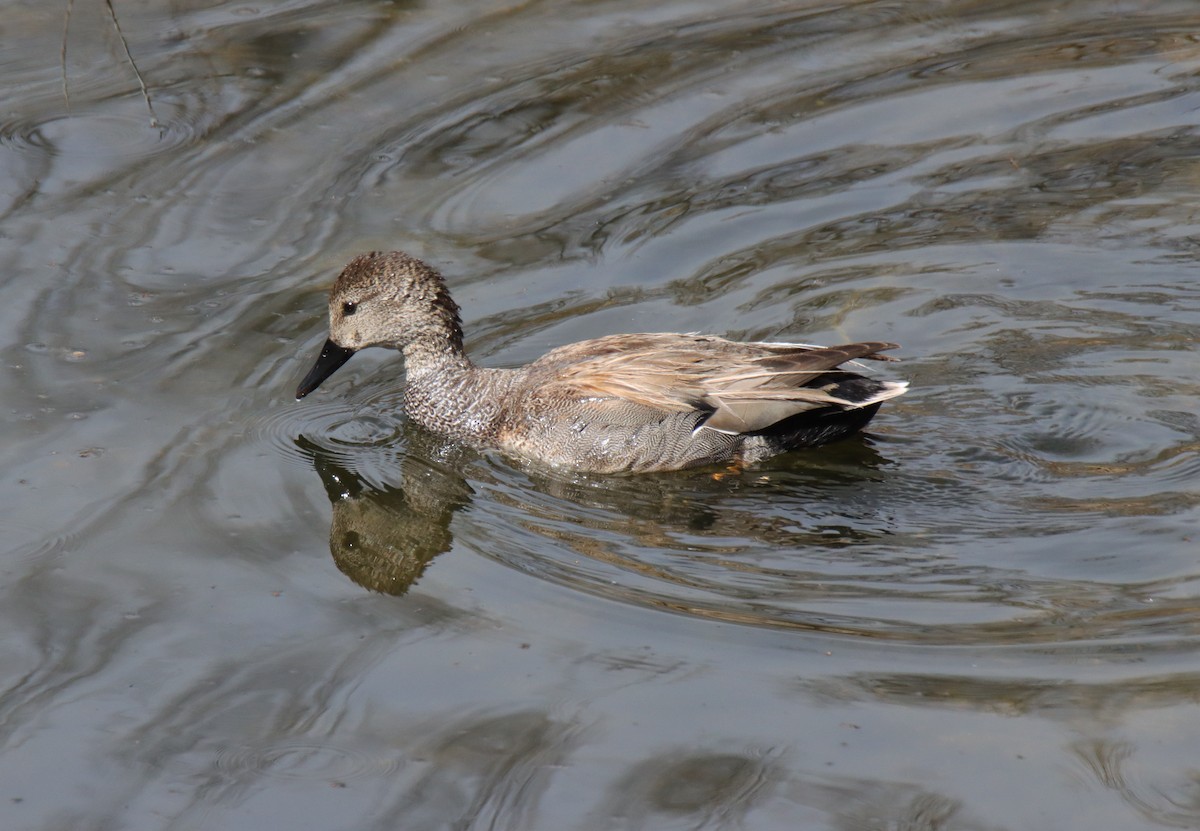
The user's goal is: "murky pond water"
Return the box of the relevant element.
[3,0,1200,828]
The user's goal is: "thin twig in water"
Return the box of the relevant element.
[104,0,159,128]
[61,0,74,112]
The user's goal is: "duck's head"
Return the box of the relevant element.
[295,251,462,400]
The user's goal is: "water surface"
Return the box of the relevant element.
[2,0,1200,828]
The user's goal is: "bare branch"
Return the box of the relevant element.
[104,0,159,128]
[61,0,74,111]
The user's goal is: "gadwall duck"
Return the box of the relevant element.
[296,251,907,473]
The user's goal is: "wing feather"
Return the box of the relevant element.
[527,334,903,435]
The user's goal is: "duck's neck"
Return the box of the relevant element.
[403,358,512,445]
[399,290,511,444]
[401,276,468,370]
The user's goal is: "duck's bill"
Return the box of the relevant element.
[296,339,356,399]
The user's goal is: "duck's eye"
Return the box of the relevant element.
[341,301,358,316]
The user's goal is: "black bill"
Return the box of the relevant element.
[296,338,356,399]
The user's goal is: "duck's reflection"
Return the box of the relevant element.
[295,432,473,595]
[297,425,897,598]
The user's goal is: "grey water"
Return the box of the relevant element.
[2,0,1200,828]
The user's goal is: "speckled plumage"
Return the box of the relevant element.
[296,251,908,473]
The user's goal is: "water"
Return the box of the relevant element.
[2,0,1200,828]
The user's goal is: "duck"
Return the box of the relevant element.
[296,251,907,473]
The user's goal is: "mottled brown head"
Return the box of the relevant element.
[296,251,464,399]
[325,251,462,351]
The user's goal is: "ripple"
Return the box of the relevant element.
[2,487,86,563]
[1072,737,1200,828]
[464,452,966,640]
[1,519,80,563]
[440,429,1200,648]
[253,398,406,471]
[216,742,399,782]
[0,109,198,166]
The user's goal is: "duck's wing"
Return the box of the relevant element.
[533,335,905,434]
[698,341,907,433]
